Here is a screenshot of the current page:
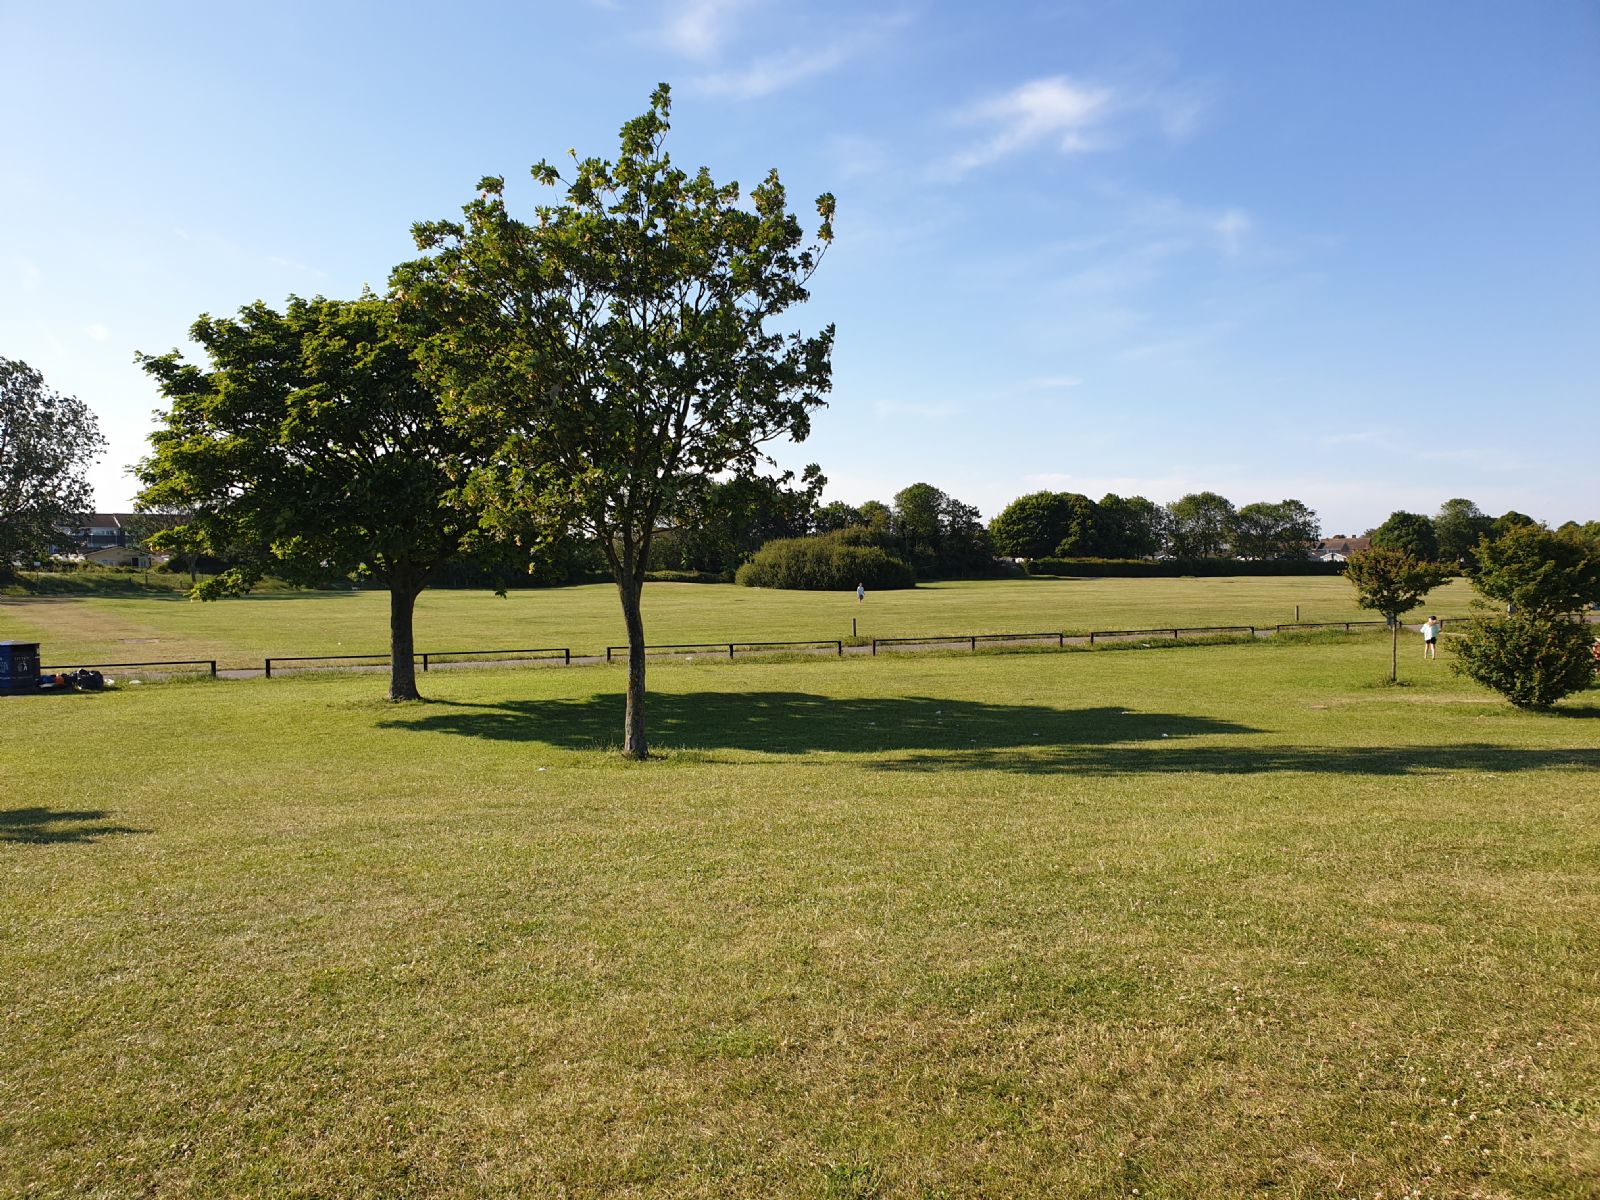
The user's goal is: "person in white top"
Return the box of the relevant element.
[1421,616,1440,660]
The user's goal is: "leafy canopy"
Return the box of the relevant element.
[0,357,105,580]
[1466,524,1600,619]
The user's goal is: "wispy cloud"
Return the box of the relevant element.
[1213,208,1251,255]
[84,323,111,342]
[690,13,909,99]
[945,76,1116,174]
[1024,375,1084,390]
[656,0,753,60]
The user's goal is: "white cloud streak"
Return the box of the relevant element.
[657,0,753,60]
[945,76,1116,174]
[690,13,909,99]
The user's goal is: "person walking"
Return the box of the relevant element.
[856,581,865,603]
[1421,615,1440,660]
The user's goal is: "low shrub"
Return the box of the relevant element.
[644,569,733,584]
[1452,616,1597,711]
[736,536,915,591]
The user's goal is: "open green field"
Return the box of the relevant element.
[0,574,1477,669]
[3,634,1596,1197]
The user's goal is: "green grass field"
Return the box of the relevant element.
[3,630,1596,1198]
[0,574,1478,670]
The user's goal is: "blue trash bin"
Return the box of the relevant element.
[0,641,41,695]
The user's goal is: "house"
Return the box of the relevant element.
[1314,535,1370,563]
[52,514,161,568]
[67,514,137,551]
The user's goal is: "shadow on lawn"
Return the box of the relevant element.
[378,692,1259,753]
[874,743,1600,776]
[0,807,143,844]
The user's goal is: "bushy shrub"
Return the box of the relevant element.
[1453,617,1596,710]
[643,569,732,584]
[736,535,915,590]
[1025,557,1345,578]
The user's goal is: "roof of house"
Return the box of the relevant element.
[1317,535,1371,552]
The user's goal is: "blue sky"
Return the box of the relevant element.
[4,0,1596,534]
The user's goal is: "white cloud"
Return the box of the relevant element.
[691,13,909,99]
[85,323,111,342]
[945,76,1116,174]
[1213,208,1251,255]
[1024,376,1083,390]
[657,0,753,60]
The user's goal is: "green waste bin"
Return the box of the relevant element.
[0,641,41,694]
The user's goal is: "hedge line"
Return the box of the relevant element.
[1024,557,1348,578]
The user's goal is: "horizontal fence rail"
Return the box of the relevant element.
[265,647,572,677]
[1087,625,1256,645]
[605,639,843,662]
[40,658,218,677]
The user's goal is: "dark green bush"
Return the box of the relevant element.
[1024,557,1346,578]
[736,536,915,590]
[644,569,732,584]
[1452,616,1597,711]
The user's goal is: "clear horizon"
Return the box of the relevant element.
[4,1,1596,534]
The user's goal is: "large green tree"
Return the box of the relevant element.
[1345,547,1450,682]
[0,357,105,581]
[1370,510,1439,562]
[1163,491,1235,558]
[1094,493,1163,559]
[395,86,834,757]
[136,295,490,701]
[1227,499,1320,560]
[1433,498,1493,569]
[1453,524,1600,710]
[988,491,1073,559]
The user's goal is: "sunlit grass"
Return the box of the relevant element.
[0,574,1478,670]
[2,635,1595,1197]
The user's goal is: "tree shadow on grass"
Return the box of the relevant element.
[873,743,1600,776]
[0,807,144,844]
[376,692,1259,754]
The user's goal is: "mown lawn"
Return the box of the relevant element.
[0,574,1478,670]
[2,634,1595,1198]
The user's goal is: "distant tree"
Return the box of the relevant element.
[1163,491,1235,558]
[1345,547,1450,682]
[1228,499,1320,560]
[891,482,946,571]
[126,504,204,582]
[136,295,490,702]
[1094,493,1163,559]
[654,464,825,575]
[988,491,1073,559]
[1453,525,1600,709]
[1494,510,1539,539]
[1553,518,1600,545]
[938,494,993,577]
[813,500,863,533]
[1434,498,1493,569]
[1051,492,1099,558]
[0,357,105,581]
[1370,510,1440,563]
[395,86,834,757]
[857,500,893,540]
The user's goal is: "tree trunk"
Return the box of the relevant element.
[1390,617,1399,683]
[388,582,423,702]
[619,576,648,758]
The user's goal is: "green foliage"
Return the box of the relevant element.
[1050,492,1099,557]
[1093,493,1163,558]
[1227,499,1320,560]
[0,357,106,581]
[1452,616,1596,710]
[135,294,490,700]
[1026,557,1344,578]
[888,483,993,578]
[1163,492,1235,558]
[1344,547,1450,681]
[652,465,826,575]
[988,491,1075,559]
[397,85,833,754]
[1467,524,1600,619]
[1433,498,1493,568]
[1370,511,1440,562]
[736,532,915,590]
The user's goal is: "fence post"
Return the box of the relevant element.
[606,646,613,663]
[835,640,842,656]
[970,635,976,651]
[422,653,429,672]
[1089,632,1096,645]
[264,658,272,679]
[1058,633,1064,647]
[1345,622,1351,633]
[1172,629,1179,640]
[871,639,877,656]
[209,660,217,678]
[564,648,571,666]
[729,643,735,660]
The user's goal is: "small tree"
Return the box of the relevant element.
[1345,547,1450,682]
[137,295,492,702]
[0,358,105,581]
[1164,491,1235,558]
[397,85,834,757]
[1452,525,1600,710]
